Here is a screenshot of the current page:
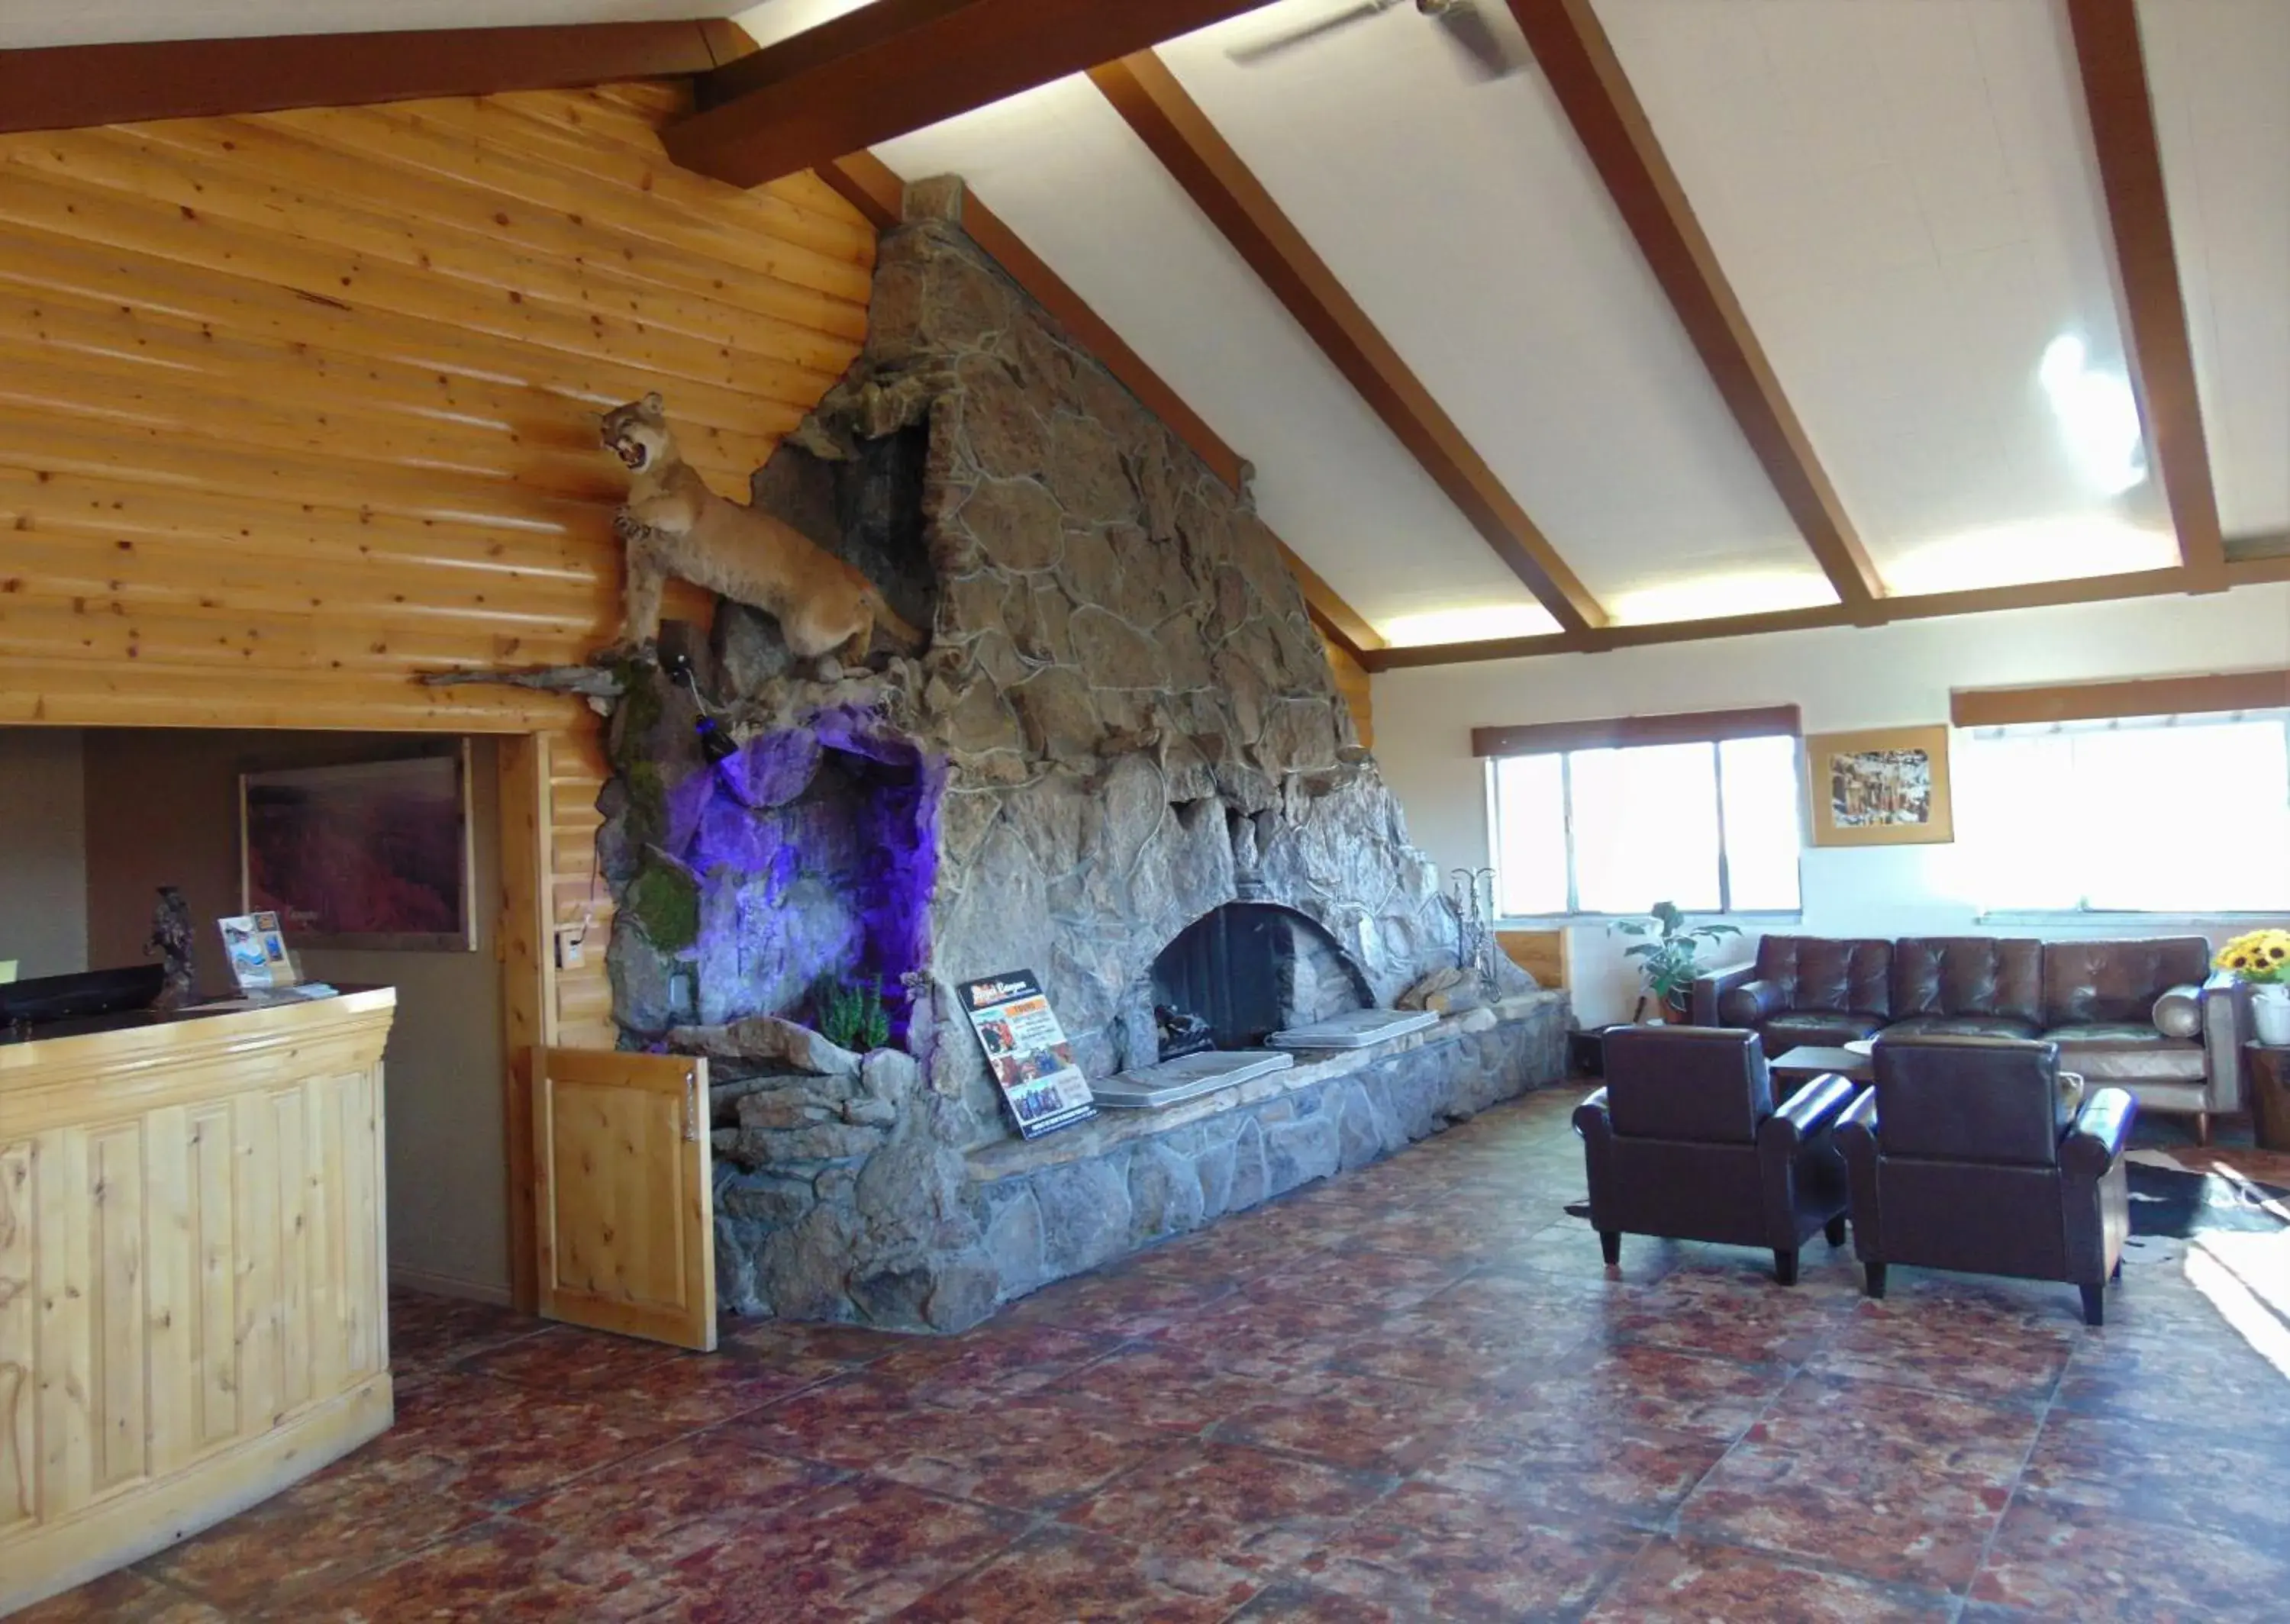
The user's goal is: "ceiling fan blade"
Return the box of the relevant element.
[1434,1,1519,79]
[1226,0,1393,66]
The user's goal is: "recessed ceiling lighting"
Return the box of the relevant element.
[1605,572,1838,627]
[1378,603,1559,646]
[1881,514,2177,596]
[2039,334,2146,498]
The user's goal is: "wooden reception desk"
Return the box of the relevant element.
[0,988,395,1614]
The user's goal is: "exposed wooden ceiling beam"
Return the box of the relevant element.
[1089,51,1606,637]
[826,150,1381,652]
[816,151,908,230]
[0,21,746,135]
[2066,0,2227,589]
[1502,0,1882,615]
[666,0,1285,188]
[1277,543,1386,659]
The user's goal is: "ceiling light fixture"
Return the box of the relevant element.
[2038,334,2146,498]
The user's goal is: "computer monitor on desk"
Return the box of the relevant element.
[0,965,165,1031]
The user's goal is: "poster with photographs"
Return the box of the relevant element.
[1807,725,1954,847]
[218,910,295,991]
[960,970,1096,1139]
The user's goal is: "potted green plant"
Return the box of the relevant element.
[1613,901,1740,1023]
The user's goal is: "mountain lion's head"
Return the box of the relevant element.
[598,392,673,474]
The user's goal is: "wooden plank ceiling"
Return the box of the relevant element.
[3,0,2282,669]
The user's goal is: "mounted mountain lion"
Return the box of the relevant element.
[597,393,925,671]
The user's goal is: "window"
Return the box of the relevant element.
[1488,734,1803,917]
[1959,714,2290,914]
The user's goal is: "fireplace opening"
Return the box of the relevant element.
[1149,903,1370,1052]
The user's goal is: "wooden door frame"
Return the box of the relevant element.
[496,731,555,1314]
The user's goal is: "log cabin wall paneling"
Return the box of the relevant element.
[0,79,875,732]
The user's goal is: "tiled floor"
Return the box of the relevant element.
[26,1090,2290,1622]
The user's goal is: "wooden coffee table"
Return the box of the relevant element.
[1769,1045,1874,1085]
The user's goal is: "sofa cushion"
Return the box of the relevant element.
[1754,935,1893,1017]
[2040,937,2210,1026]
[1762,1010,1888,1049]
[1892,937,2043,1024]
[2043,1023,2206,1083]
[1883,1013,2044,1042]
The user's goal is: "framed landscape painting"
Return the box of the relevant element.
[1806,725,1954,847]
[240,745,475,949]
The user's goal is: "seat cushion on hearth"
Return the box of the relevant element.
[1761,1010,1888,1048]
[2042,1023,2207,1082]
[1882,1013,2045,1042]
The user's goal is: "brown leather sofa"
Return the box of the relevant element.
[1836,1035,2135,1326]
[1574,1026,1855,1284]
[1694,934,2250,1139]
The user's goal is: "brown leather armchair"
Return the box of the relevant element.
[1575,1026,1855,1284]
[1837,1034,2135,1326]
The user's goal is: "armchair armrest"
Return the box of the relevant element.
[2062,1087,2137,1181]
[1572,1087,1612,1141]
[1691,959,1759,1026]
[1759,1074,1858,1151]
[1834,1088,1881,1256]
[2198,969,2253,1113]
[1718,977,1786,1027]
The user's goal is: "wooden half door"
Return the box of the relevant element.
[531,1047,716,1352]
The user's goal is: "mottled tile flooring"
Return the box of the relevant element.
[27,1090,2290,1622]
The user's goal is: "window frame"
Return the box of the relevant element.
[1485,733,1807,924]
[1963,709,2290,921]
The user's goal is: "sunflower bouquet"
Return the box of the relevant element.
[2217,929,2290,986]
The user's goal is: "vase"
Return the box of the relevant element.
[2255,984,2290,1048]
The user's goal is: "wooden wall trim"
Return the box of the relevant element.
[0,23,731,134]
[666,0,1284,187]
[1951,669,2290,729]
[496,734,553,1313]
[2066,0,2227,588]
[1472,704,1801,758]
[1089,51,1606,637]
[1501,0,1882,614]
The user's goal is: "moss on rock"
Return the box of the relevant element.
[625,858,700,953]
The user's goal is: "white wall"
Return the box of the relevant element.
[1375,585,2290,1025]
[0,729,88,980]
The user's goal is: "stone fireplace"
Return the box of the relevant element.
[1148,903,1369,1051]
[596,178,1567,1332]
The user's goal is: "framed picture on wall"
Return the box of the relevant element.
[1805,725,1954,847]
[240,743,475,950]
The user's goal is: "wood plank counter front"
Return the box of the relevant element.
[0,988,395,1614]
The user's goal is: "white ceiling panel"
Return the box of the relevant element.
[1159,1,1834,625]
[876,76,1561,645]
[1,2,746,50]
[2141,0,2290,540]
[1598,0,2182,595]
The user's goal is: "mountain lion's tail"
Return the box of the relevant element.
[868,587,927,653]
